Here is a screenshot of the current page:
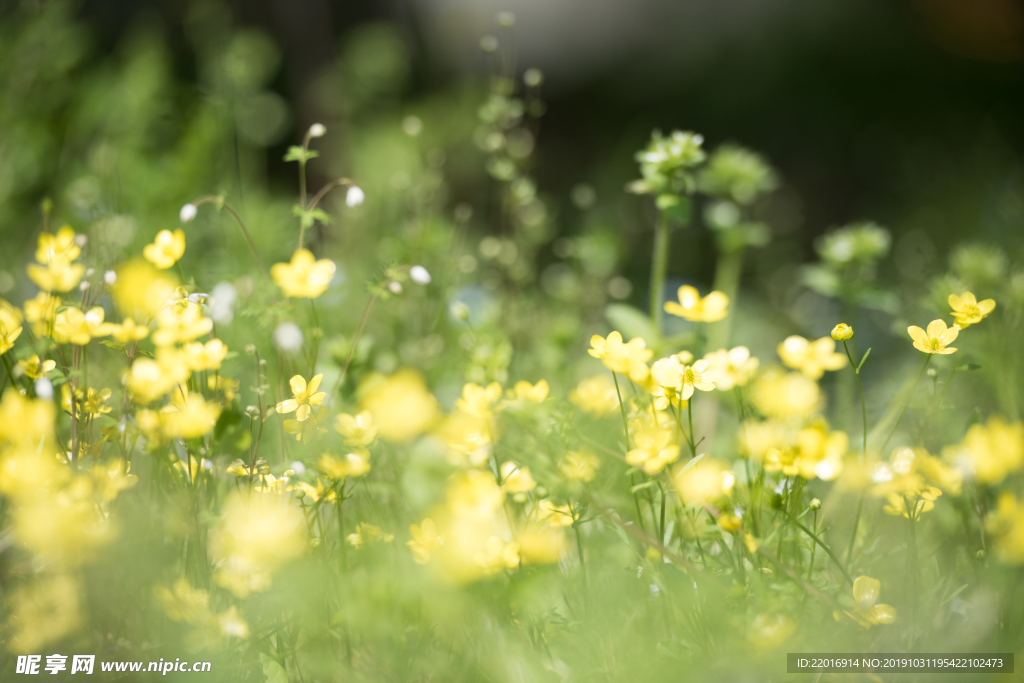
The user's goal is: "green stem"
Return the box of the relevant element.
[649,213,670,336]
[845,495,863,566]
[789,516,853,586]
[687,399,697,458]
[807,510,818,580]
[880,354,932,455]
[613,371,647,534]
[842,339,868,457]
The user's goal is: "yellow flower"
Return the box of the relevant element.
[626,413,680,474]
[18,354,55,380]
[717,514,742,532]
[35,226,81,264]
[152,301,213,346]
[456,382,504,419]
[777,335,845,379]
[318,450,371,479]
[23,292,60,337]
[276,373,326,422]
[750,368,820,420]
[271,248,337,299]
[834,576,897,628]
[183,339,228,371]
[6,573,81,653]
[284,406,330,443]
[588,331,652,382]
[702,346,759,390]
[143,229,186,269]
[948,291,995,328]
[347,522,394,548]
[435,409,492,467]
[663,285,729,323]
[536,499,574,527]
[943,415,1024,484]
[907,319,959,355]
[985,493,1024,564]
[0,302,23,354]
[748,613,796,650]
[516,523,567,565]
[738,419,789,462]
[27,256,85,292]
[111,259,178,317]
[108,318,149,343]
[334,411,377,446]
[53,306,115,345]
[673,457,735,505]
[358,369,438,442]
[75,387,113,416]
[407,518,441,564]
[500,461,537,493]
[831,323,853,341]
[123,356,188,404]
[869,447,959,518]
[569,375,619,415]
[155,577,210,624]
[511,379,549,403]
[651,355,714,400]
[559,450,600,482]
[0,390,57,446]
[163,391,221,439]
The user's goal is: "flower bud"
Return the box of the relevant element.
[179,203,198,223]
[809,498,822,510]
[387,281,403,295]
[409,265,431,285]
[290,461,306,476]
[831,323,853,340]
[35,377,54,401]
[308,123,326,138]
[345,185,365,207]
[103,270,117,285]
[273,322,304,354]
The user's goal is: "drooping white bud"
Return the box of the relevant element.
[387,281,403,295]
[409,265,431,285]
[35,377,54,400]
[308,123,326,138]
[290,461,307,476]
[103,270,117,285]
[179,203,198,223]
[345,185,365,207]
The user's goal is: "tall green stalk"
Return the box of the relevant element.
[649,213,670,335]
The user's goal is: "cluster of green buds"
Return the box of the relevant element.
[628,130,706,222]
[802,222,895,310]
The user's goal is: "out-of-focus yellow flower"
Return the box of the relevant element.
[183,338,228,371]
[53,306,115,345]
[408,518,441,564]
[985,493,1024,564]
[283,406,329,443]
[318,450,371,479]
[217,606,249,639]
[23,292,60,337]
[347,522,394,548]
[275,373,326,422]
[948,291,995,328]
[0,390,56,446]
[208,376,239,402]
[211,492,306,598]
[702,346,759,390]
[36,226,81,264]
[163,391,220,439]
[358,369,438,442]
[66,386,113,417]
[750,368,820,420]
[18,354,55,380]
[749,613,796,650]
[109,318,149,343]
[651,355,714,400]
[0,300,23,354]
[90,459,138,502]
[271,248,336,299]
[673,457,735,506]
[664,285,729,323]
[626,413,680,475]
[334,411,377,446]
[112,259,177,317]
[27,257,85,293]
[569,375,619,415]
[717,514,742,532]
[511,379,549,403]
[500,461,536,493]
[456,382,503,419]
[907,319,959,355]
[536,499,574,528]
[516,523,566,565]
[155,577,209,624]
[559,450,600,482]
[777,335,845,379]
[738,419,789,462]
[870,447,958,518]
[435,409,491,467]
[834,576,897,628]
[124,357,188,404]
[143,229,186,269]
[831,323,853,341]
[14,478,112,565]
[153,301,213,347]
[943,415,1024,484]
[588,331,652,382]
[764,418,846,481]
[6,573,81,654]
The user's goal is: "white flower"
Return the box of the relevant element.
[103,270,117,285]
[409,265,431,285]
[308,123,326,138]
[179,203,198,223]
[290,461,306,476]
[345,185,365,207]
[273,322,304,353]
[35,377,53,400]
[208,282,238,325]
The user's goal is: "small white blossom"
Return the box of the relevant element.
[35,377,53,400]
[345,185,365,207]
[103,270,117,285]
[388,281,403,295]
[273,322,304,353]
[291,461,306,476]
[179,203,198,223]
[209,282,238,325]
[409,265,431,285]
[308,123,326,138]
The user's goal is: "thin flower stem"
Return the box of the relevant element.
[648,212,670,335]
[841,339,867,457]
[328,293,379,403]
[612,371,630,450]
[687,400,697,458]
[807,509,818,579]
[845,495,863,566]
[880,354,932,455]
[191,197,268,279]
[934,331,968,408]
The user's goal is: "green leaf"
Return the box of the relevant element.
[283,146,318,163]
[959,363,981,371]
[856,348,871,373]
[676,453,705,475]
[100,340,125,351]
[605,303,657,344]
[260,654,288,683]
